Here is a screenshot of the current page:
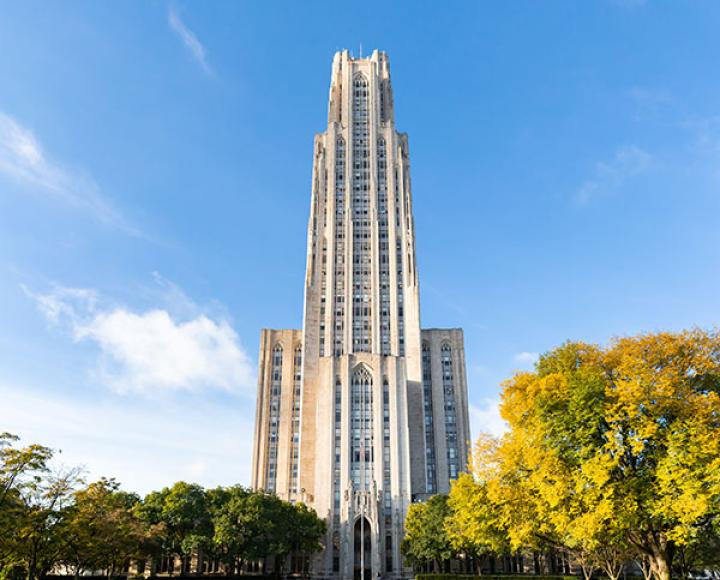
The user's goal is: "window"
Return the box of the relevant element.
[382,377,392,519]
[289,346,302,494]
[395,181,405,354]
[350,366,373,489]
[377,137,391,355]
[333,137,346,356]
[441,344,459,481]
[266,344,283,491]
[422,342,437,493]
[333,377,342,523]
[351,75,372,353]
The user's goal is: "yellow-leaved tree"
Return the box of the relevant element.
[445,434,509,560]
[448,329,720,580]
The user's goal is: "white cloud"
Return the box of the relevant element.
[575,145,652,204]
[0,112,135,233]
[513,351,539,367]
[469,398,507,439]
[0,383,253,494]
[79,309,254,394]
[25,281,255,396]
[25,284,99,324]
[168,7,211,74]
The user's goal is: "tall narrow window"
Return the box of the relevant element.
[350,366,373,489]
[394,166,405,355]
[289,346,302,494]
[333,137,346,356]
[351,74,371,353]
[422,342,437,493]
[441,344,459,480]
[333,376,342,525]
[382,378,392,523]
[310,146,323,284]
[396,237,405,356]
[320,239,327,355]
[266,345,283,491]
[377,138,391,355]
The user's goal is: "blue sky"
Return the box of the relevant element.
[1,1,719,493]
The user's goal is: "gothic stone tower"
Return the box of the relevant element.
[251,50,471,580]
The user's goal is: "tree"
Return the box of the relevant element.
[286,501,326,558]
[241,491,295,573]
[2,435,327,579]
[0,434,53,506]
[9,467,82,580]
[137,482,212,564]
[674,525,720,579]
[0,434,81,580]
[61,478,145,578]
[488,330,720,580]
[446,435,510,560]
[401,495,454,571]
[206,485,254,574]
[207,487,325,576]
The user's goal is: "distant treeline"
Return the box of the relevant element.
[0,433,325,580]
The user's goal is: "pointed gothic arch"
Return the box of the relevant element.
[353,72,369,87]
[350,365,374,490]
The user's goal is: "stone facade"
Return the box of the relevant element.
[251,50,470,580]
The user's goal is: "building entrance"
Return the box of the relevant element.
[353,517,372,580]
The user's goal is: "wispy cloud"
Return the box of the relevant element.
[168,7,211,74]
[513,351,539,367]
[24,279,255,396]
[0,112,136,234]
[575,145,652,205]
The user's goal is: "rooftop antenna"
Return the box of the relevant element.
[360,42,363,58]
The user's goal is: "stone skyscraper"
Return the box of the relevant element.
[251,50,470,580]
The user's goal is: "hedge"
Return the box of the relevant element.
[416,575,577,580]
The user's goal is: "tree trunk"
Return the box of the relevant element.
[647,536,675,580]
[638,558,653,580]
[650,553,672,580]
[27,546,38,580]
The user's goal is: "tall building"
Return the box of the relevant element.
[251,50,471,580]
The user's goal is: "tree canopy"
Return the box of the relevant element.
[445,329,720,580]
[401,494,454,570]
[0,435,326,580]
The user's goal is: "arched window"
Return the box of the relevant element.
[350,366,373,489]
[266,344,283,491]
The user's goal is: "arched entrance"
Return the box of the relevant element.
[353,516,372,580]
